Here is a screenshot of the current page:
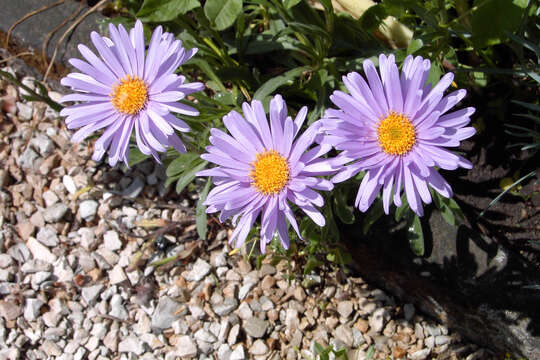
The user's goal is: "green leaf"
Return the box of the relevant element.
[128,147,150,167]
[333,188,355,224]
[471,0,527,48]
[360,4,387,32]
[304,255,324,274]
[283,0,301,9]
[196,180,211,240]
[176,161,208,194]
[204,0,243,30]
[427,62,442,86]
[137,0,200,22]
[166,153,200,177]
[407,38,423,54]
[407,214,424,256]
[253,66,309,101]
[366,345,376,360]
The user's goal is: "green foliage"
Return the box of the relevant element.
[204,0,243,31]
[471,0,529,48]
[137,0,200,22]
[196,180,211,240]
[313,342,349,360]
[110,0,539,265]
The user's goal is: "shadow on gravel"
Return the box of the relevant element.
[343,208,540,359]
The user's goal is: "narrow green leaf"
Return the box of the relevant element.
[196,180,211,240]
[128,147,150,167]
[253,66,309,101]
[283,0,301,9]
[176,161,208,194]
[366,345,376,360]
[166,153,199,177]
[204,0,243,30]
[137,0,200,22]
[407,214,425,256]
[333,189,355,224]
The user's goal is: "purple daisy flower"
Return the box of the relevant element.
[197,95,337,252]
[322,54,476,216]
[59,20,204,166]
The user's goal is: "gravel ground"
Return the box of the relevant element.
[0,62,491,360]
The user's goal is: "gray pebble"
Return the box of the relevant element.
[43,203,69,223]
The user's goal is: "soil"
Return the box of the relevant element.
[447,80,540,266]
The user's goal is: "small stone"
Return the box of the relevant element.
[237,302,253,320]
[259,264,276,277]
[36,226,59,247]
[152,297,183,330]
[195,328,217,343]
[42,190,59,207]
[43,203,68,223]
[17,147,39,169]
[435,335,451,346]
[425,336,435,349]
[409,348,431,360]
[24,298,44,321]
[30,211,45,227]
[79,200,98,221]
[285,309,299,331]
[230,345,245,360]
[16,102,33,120]
[16,221,34,240]
[118,336,144,355]
[218,318,230,343]
[227,324,240,346]
[78,228,97,250]
[185,259,211,282]
[27,237,57,262]
[175,335,197,357]
[337,301,354,319]
[41,340,62,357]
[243,317,268,338]
[249,339,268,355]
[0,300,21,320]
[294,286,306,302]
[0,254,13,268]
[238,282,256,300]
[63,175,77,194]
[82,285,104,305]
[103,330,118,352]
[109,294,128,320]
[189,305,205,319]
[260,275,275,290]
[213,297,238,316]
[30,134,54,157]
[123,177,145,198]
[74,347,87,360]
[403,303,415,321]
[335,324,354,347]
[103,230,122,251]
[217,344,232,359]
[369,308,389,333]
[109,264,127,285]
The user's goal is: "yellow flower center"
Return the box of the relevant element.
[377,112,417,155]
[250,150,290,195]
[110,76,148,115]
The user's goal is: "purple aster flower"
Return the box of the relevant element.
[322,54,476,216]
[59,20,204,166]
[197,95,337,252]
